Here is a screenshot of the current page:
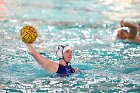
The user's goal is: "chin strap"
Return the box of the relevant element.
[66,61,70,66]
[64,59,70,66]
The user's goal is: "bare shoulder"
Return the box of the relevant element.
[44,61,59,73]
[50,61,59,68]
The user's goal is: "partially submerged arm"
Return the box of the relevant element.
[132,37,140,43]
[73,67,79,73]
[26,44,58,73]
[128,24,137,40]
[120,19,137,40]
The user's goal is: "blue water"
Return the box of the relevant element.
[0,0,140,92]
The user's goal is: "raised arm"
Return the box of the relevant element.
[120,19,137,40]
[26,44,58,73]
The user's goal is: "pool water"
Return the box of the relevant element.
[0,0,140,92]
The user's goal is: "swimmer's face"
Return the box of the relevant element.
[63,50,72,62]
[117,30,128,39]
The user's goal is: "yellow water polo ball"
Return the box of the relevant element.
[20,25,38,44]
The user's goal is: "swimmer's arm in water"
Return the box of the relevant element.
[120,19,137,40]
[26,44,58,73]
[73,67,79,73]
[120,19,134,27]
[132,37,140,43]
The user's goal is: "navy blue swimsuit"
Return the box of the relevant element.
[56,64,75,77]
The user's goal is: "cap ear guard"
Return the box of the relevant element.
[116,27,129,31]
[56,45,63,59]
[56,45,72,60]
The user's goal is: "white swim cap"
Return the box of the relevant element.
[116,27,129,31]
[56,45,72,60]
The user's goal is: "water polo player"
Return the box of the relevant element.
[117,19,140,43]
[26,44,79,77]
